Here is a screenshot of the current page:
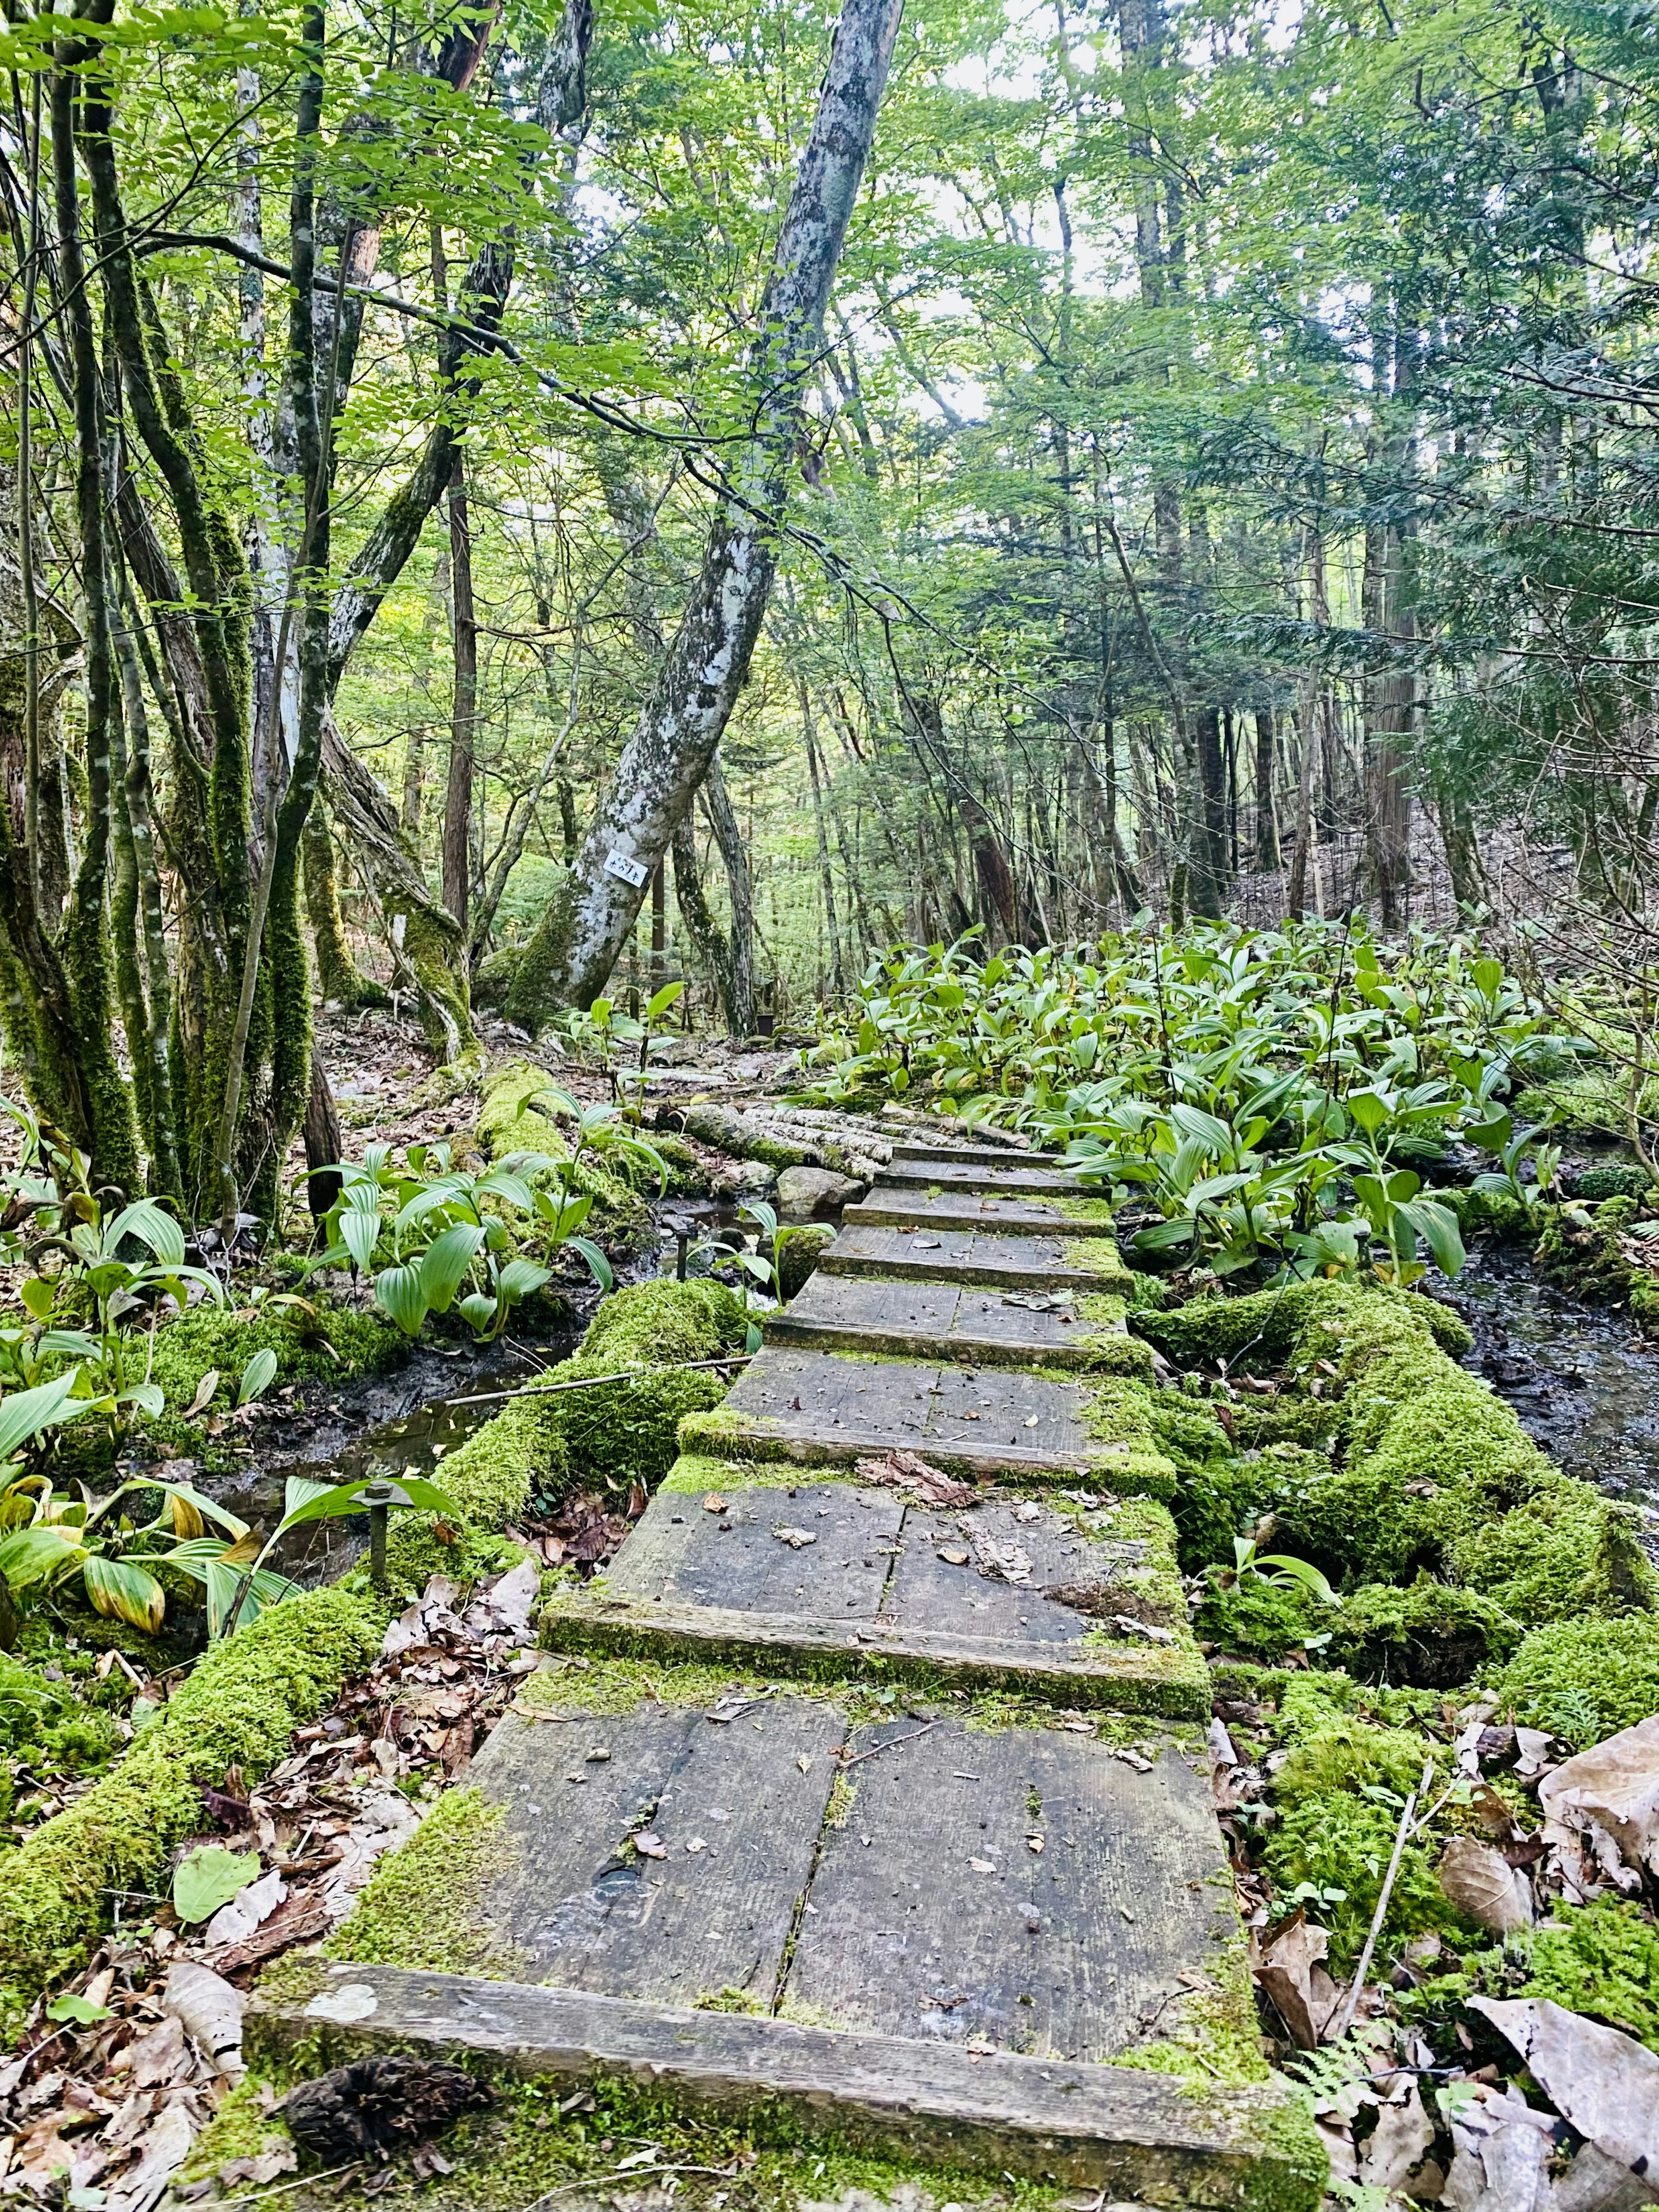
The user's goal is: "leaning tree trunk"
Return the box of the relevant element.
[506,0,905,1024]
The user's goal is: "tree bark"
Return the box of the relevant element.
[442,447,477,935]
[53,19,140,1195]
[1254,706,1279,870]
[702,758,756,1033]
[506,0,905,1023]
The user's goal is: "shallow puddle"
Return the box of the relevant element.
[1450,1247,1659,1532]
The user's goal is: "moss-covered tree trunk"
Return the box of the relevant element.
[51,26,140,1195]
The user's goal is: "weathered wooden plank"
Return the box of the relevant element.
[250,1963,1323,2206]
[848,1189,1120,1239]
[890,1141,1062,1168]
[769,1270,1145,1373]
[819,1222,1132,1292]
[467,1697,845,2005]
[684,1348,1105,1476]
[543,1595,1208,1714]
[877,1158,1092,1196]
[885,1498,1158,1648]
[784,1720,1241,2065]
[604,1484,905,1619]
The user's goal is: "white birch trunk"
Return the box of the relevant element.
[507,0,905,1021]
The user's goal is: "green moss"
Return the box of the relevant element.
[177,2076,292,2184]
[1108,1936,1269,2087]
[1325,1576,1521,1690]
[1435,1187,1538,1244]
[474,1060,645,1230]
[1135,1279,1471,1372]
[1518,1899,1659,2052]
[1060,1236,1135,1287]
[1197,1575,1323,1665]
[1497,1614,1659,1747]
[145,1297,404,1419]
[0,1582,381,2018]
[1572,1164,1653,1203]
[1077,1376,1180,1500]
[1049,1193,1119,1230]
[326,1787,524,1977]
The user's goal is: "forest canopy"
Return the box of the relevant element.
[2,0,1656,1216]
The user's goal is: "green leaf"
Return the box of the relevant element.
[417,1223,486,1313]
[274,1474,459,1536]
[458,1292,497,1333]
[283,1474,338,1519]
[0,1522,85,1590]
[0,1369,89,1459]
[121,1382,166,1418]
[645,980,686,1022]
[374,1264,429,1338]
[341,1208,381,1274]
[1402,1198,1467,1279]
[45,1993,111,2024]
[83,1555,167,1633]
[107,1198,185,1268]
[19,1277,53,1322]
[173,1843,260,1924]
[496,1257,552,1304]
[568,1237,613,1291]
[237,1347,280,1405]
[1346,1090,1390,1137]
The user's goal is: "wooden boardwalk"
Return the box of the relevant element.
[255,1142,1319,2209]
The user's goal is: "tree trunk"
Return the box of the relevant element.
[1254,706,1279,870]
[670,811,737,1032]
[1189,706,1229,920]
[701,759,756,1035]
[800,685,845,993]
[304,801,381,1009]
[506,0,905,1023]
[52,23,140,1195]
[442,447,477,936]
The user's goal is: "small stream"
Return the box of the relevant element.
[1448,1245,1659,1529]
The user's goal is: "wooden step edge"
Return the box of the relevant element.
[876,1164,1092,1195]
[539,1595,1211,1717]
[818,1249,1135,1294]
[845,1198,1121,1239]
[247,1963,1323,2211]
[764,1312,1153,1376]
[677,1411,1176,1497]
[890,1140,1064,1167]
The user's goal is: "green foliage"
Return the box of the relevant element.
[1497,1615,1659,1747]
[1325,1577,1520,1691]
[1518,1901,1659,2053]
[804,929,1562,1282]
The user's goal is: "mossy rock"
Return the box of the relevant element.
[778,1224,835,1298]
[1325,1575,1520,1690]
[1497,1614,1659,1747]
[1436,1186,1538,1244]
[144,1297,405,1422]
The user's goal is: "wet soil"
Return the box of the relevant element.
[1448,1243,1659,1529]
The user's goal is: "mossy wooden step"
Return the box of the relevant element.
[876,1157,1093,1197]
[769,1269,1149,1372]
[546,1477,1206,1713]
[680,1347,1172,1487]
[890,1140,1064,1168]
[820,1220,1134,1293]
[848,1187,1121,1239]
[252,1962,1323,2206]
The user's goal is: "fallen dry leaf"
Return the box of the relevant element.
[1471,1996,1659,2180]
[632,1832,667,1860]
[164,1963,245,2076]
[854,1449,976,1507]
[1438,1836,1532,1934]
[1538,1716,1659,1881]
[1252,1914,1342,2050]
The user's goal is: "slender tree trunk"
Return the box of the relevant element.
[1254,706,1279,869]
[506,0,905,1022]
[111,584,181,1200]
[304,802,379,1008]
[1189,706,1228,919]
[801,686,845,994]
[702,759,756,1034]
[442,447,477,936]
[670,812,737,1032]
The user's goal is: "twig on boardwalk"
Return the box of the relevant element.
[838,1719,942,1768]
